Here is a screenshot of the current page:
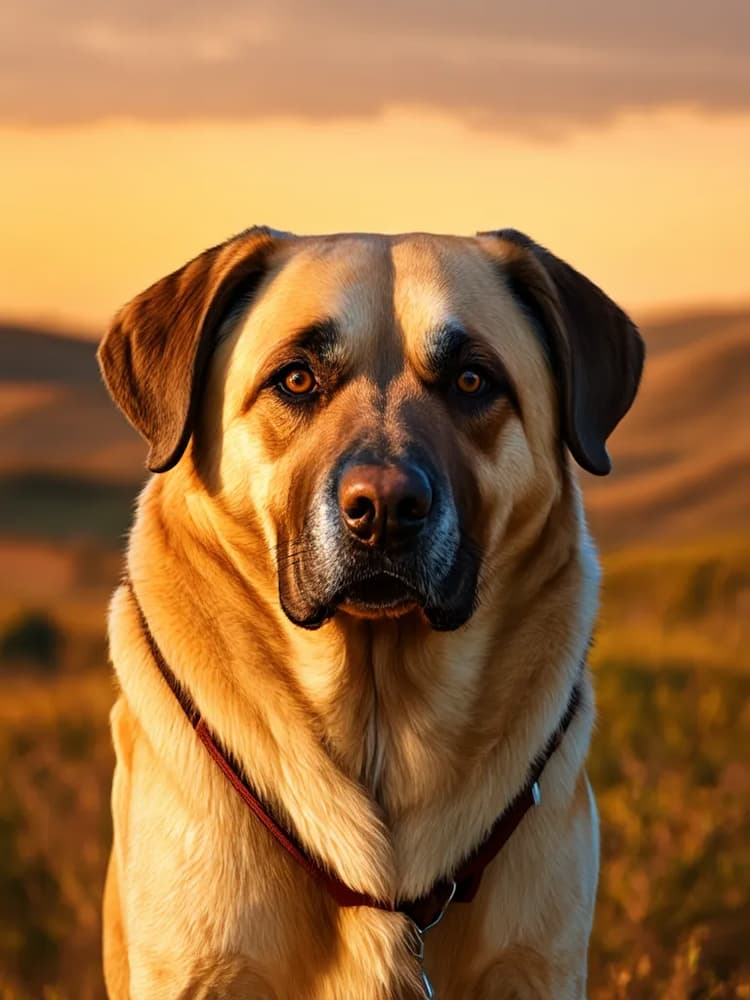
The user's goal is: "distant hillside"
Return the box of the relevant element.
[0,324,145,482]
[1,309,748,550]
[583,307,750,549]
[0,324,98,385]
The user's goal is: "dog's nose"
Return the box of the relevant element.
[339,463,433,547]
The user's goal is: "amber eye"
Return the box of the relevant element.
[456,369,484,395]
[280,367,316,396]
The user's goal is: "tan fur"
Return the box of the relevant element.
[101,231,636,999]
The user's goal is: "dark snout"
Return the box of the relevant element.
[278,451,479,633]
[338,461,433,549]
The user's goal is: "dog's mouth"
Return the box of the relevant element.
[336,572,421,618]
[277,532,481,633]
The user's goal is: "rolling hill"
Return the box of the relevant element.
[583,307,750,548]
[0,325,145,483]
[1,308,748,551]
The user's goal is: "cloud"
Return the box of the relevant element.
[1,0,749,132]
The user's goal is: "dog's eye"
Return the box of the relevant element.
[279,366,317,396]
[455,369,485,395]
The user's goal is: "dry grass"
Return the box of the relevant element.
[594,536,750,672]
[0,672,114,1000]
[0,536,748,998]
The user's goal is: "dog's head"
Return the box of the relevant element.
[99,227,643,631]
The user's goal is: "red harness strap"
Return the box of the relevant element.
[127,580,581,927]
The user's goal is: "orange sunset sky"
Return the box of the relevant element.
[1,1,749,334]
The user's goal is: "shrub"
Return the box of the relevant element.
[0,612,63,673]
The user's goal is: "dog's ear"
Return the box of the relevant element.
[98,226,282,473]
[478,229,644,475]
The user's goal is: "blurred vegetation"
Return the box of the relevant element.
[589,664,749,997]
[0,537,748,998]
[0,671,113,1000]
[0,613,64,674]
[586,536,750,997]
[0,474,136,545]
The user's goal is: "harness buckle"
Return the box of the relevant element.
[406,879,457,998]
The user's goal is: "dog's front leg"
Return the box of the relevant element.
[472,948,588,1000]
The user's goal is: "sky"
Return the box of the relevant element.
[1,1,749,333]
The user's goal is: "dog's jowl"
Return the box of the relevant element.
[98,228,643,1000]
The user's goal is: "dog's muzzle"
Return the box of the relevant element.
[277,457,479,632]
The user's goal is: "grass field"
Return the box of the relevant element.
[0,537,748,998]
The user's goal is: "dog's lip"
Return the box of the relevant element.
[335,571,422,613]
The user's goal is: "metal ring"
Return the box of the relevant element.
[412,879,458,937]
[408,927,425,961]
[406,879,457,997]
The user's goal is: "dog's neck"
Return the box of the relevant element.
[123,459,598,899]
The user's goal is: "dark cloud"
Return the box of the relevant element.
[1,0,749,132]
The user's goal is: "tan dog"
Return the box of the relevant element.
[98,228,642,1000]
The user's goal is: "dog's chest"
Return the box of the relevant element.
[126,753,423,999]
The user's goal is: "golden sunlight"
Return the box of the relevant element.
[2,107,749,333]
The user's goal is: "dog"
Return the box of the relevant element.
[98,227,643,999]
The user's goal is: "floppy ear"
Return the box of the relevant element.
[478,229,644,475]
[98,225,281,473]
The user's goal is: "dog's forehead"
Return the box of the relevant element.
[269,234,395,335]
[389,235,517,360]
[249,232,516,360]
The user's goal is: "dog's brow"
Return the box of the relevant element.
[293,318,340,361]
[424,323,471,374]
